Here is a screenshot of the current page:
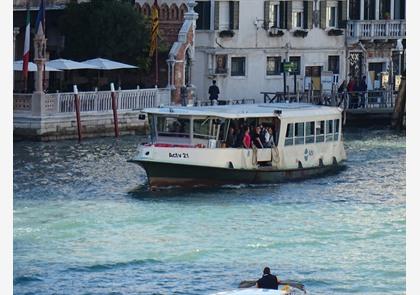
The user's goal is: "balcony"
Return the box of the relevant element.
[13,0,75,10]
[347,20,406,40]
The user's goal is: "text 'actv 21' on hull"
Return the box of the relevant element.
[129,103,347,188]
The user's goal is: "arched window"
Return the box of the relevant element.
[134,3,141,13]
[170,4,179,20]
[160,4,169,20]
[142,3,151,16]
[179,3,187,20]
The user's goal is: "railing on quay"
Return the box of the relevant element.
[260,90,396,110]
[13,88,171,115]
[346,20,406,40]
[53,88,160,113]
[13,93,32,112]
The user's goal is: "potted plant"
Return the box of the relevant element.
[293,29,308,38]
[327,28,344,36]
[269,26,284,37]
[219,30,235,38]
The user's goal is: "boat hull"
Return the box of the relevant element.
[131,160,345,188]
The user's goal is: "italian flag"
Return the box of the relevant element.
[22,5,30,81]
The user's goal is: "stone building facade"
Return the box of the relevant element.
[346,0,406,90]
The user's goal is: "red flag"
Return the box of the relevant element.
[22,3,30,82]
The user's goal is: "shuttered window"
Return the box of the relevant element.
[196,1,211,30]
[327,6,337,27]
[231,57,246,76]
[267,56,282,75]
[289,56,301,75]
[215,1,239,30]
[229,1,240,30]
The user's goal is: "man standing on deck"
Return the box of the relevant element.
[208,80,220,105]
[256,267,280,290]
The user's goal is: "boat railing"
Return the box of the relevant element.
[194,98,255,106]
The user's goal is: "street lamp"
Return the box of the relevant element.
[396,38,403,75]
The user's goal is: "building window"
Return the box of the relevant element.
[292,11,303,28]
[289,56,301,75]
[327,6,337,27]
[231,57,246,76]
[328,56,340,74]
[196,1,211,30]
[267,56,282,76]
[270,4,281,27]
[215,1,240,30]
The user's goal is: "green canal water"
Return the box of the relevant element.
[13,128,405,294]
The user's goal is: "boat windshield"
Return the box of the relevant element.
[156,116,190,138]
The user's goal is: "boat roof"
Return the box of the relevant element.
[141,103,342,119]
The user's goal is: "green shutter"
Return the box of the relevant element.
[337,0,347,28]
[320,0,326,29]
[286,1,292,30]
[233,1,240,30]
[214,1,219,30]
[280,1,286,29]
[263,1,270,29]
[303,1,313,29]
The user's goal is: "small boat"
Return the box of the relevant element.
[130,103,346,188]
[211,286,304,295]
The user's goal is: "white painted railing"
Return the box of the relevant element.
[42,88,170,114]
[347,20,405,39]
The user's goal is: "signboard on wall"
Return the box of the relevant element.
[321,71,334,91]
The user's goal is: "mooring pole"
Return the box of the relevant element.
[110,83,119,138]
[73,85,82,142]
[283,59,287,98]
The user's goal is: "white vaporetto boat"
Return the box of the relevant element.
[130,103,346,188]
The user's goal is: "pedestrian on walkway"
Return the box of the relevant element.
[208,80,220,105]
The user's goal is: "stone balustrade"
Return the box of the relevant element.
[13,88,171,140]
[347,20,406,40]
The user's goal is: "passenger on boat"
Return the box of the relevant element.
[242,126,251,148]
[256,267,281,290]
[226,127,236,147]
[253,126,264,148]
[264,127,275,147]
[235,124,245,148]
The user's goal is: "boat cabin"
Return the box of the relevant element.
[142,103,342,149]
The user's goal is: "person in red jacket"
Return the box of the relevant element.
[242,126,251,148]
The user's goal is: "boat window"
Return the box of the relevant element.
[334,119,340,141]
[193,119,216,140]
[285,123,294,146]
[157,116,190,138]
[316,121,325,143]
[294,122,304,145]
[305,121,315,144]
[326,120,334,141]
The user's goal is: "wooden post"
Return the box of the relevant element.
[110,83,119,138]
[73,85,82,142]
[391,76,406,130]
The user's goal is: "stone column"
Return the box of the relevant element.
[32,33,48,117]
[360,0,365,20]
[390,0,395,19]
[167,55,176,89]
[375,0,380,20]
[13,27,20,61]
